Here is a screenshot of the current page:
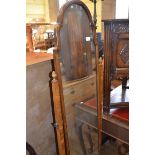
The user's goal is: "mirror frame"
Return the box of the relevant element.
[51,0,101,155]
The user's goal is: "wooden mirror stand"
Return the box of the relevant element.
[49,0,100,155]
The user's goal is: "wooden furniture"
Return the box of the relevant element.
[75,99,128,137]
[26,49,66,155]
[49,1,99,155]
[63,74,96,106]
[74,83,129,155]
[102,19,129,113]
[27,58,60,155]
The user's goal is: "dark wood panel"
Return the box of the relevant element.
[103,19,129,113]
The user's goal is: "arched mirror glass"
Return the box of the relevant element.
[57,2,99,155]
[60,4,95,82]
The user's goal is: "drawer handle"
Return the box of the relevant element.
[70,90,75,94]
[90,82,94,86]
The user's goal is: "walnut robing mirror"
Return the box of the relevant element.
[52,0,100,155]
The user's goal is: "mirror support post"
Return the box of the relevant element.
[52,50,70,155]
[51,71,66,155]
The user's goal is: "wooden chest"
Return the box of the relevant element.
[63,74,96,114]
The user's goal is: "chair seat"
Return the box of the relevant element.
[83,97,129,121]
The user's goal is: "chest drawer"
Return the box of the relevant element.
[63,75,96,114]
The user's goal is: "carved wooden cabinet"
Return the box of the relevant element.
[103,19,129,113]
